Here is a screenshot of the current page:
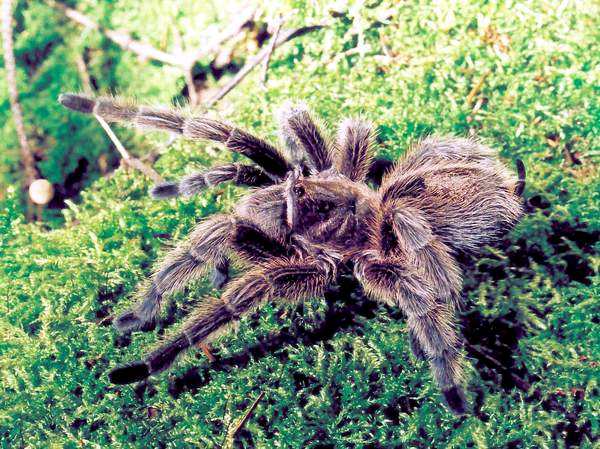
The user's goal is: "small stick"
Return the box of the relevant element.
[225,391,265,446]
[47,0,181,66]
[74,52,93,94]
[198,342,216,362]
[186,6,257,66]
[185,69,199,107]
[466,70,491,106]
[206,24,325,107]
[94,114,163,184]
[261,15,284,87]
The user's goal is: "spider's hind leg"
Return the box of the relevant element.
[409,329,427,361]
[109,254,338,384]
[354,254,468,415]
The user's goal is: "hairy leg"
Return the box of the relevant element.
[114,215,234,333]
[389,204,463,308]
[115,216,293,333]
[108,254,338,384]
[277,102,333,172]
[335,118,376,182]
[354,253,468,415]
[59,94,291,179]
[151,163,273,199]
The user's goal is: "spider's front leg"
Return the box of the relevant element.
[59,93,292,180]
[114,215,291,334]
[151,163,273,199]
[353,251,468,415]
[108,253,339,384]
[114,215,234,333]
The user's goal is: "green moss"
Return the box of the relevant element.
[1,1,598,448]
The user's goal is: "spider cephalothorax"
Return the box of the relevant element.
[59,93,525,415]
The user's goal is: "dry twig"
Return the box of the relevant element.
[48,0,256,107]
[224,392,265,448]
[94,114,163,183]
[186,6,257,66]
[206,24,325,107]
[47,0,181,66]
[466,70,491,106]
[2,0,37,218]
[74,52,93,94]
[183,7,256,106]
[198,342,216,362]
[261,15,284,87]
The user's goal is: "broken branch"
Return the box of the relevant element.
[466,69,491,106]
[225,391,265,446]
[186,6,257,67]
[47,0,182,66]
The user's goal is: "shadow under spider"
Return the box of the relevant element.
[165,265,530,400]
[159,204,600,401]
[168,268,383,398]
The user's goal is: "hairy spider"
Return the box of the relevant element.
[59,93,525,415]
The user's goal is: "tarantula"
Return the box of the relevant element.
[59,93,525,415]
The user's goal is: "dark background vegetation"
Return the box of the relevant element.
[0,1,598,448]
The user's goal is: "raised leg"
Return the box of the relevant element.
[335,118,376,182]
[151,163,273,199]
[108,254,338,384]
[277,103,333,172]
[58,93,291,179]
[354,252,468,415]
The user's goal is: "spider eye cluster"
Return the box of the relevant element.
[293,185,305,197]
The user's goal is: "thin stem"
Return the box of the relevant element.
[206,24,326,107]
[94,114,163,184]
[2,0,36,218]
[47,0,182,66]
[261,15,284,87]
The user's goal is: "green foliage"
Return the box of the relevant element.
[1,1,599,448]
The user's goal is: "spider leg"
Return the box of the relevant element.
[380,202,463,308]
[335,118,376,182]
[108,254,338,384]
[114,215,234,333]
[378,137,523,255]
[115,215,293,334]
[354,252,468,415]
[151,163,273,199]
[408,328,427,360]
[58,94,291,180]
[211,257,230,290]
[277,102,333,172]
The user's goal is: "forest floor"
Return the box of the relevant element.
[1,1,598,448]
